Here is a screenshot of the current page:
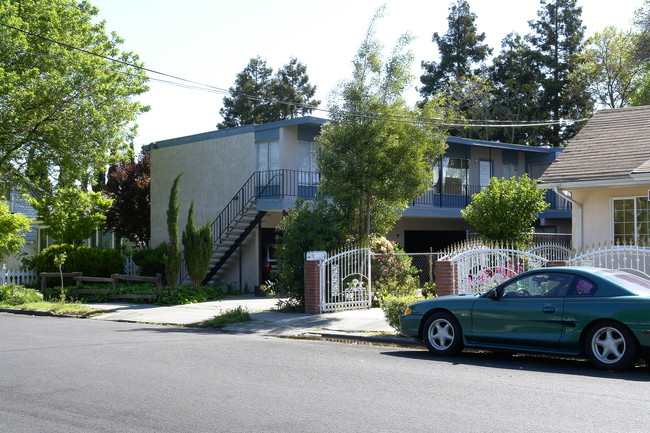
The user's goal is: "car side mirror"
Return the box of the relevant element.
[489,288,500,300]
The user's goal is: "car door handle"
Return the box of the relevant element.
[542,306,558,314]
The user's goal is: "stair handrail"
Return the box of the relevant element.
[179,170,284,284]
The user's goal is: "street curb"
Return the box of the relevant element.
[306,331,423,347]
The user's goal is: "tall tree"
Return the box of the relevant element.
[419,0,492,100]
[164,174,182,295]
[528,0,593,146]
[103,151,151,246]
[317,8,447,239]
[218,57,319,129]
[488,32,546,144]
[0,0,149,196]
[632,0,650,105]
[571,27,646,108]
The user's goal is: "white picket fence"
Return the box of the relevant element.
[1,256,140,286]
[1,265,37,286]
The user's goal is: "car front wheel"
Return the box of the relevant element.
[584,322,637,371]
[422,312,463,356]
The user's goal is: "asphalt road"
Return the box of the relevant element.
[1,314,649,433]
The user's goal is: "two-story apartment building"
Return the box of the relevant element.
[148,116,569,290]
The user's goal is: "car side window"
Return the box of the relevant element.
[501,273,573,298]
[567,278,596,296]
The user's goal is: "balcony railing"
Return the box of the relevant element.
[254,170,571,211]
[255,169,321,200]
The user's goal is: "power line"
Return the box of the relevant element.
[0,20,589,129]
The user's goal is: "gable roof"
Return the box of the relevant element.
[539,105,650,187]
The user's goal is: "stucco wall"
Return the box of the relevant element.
[150,131,257,247]
[573,185,650,247]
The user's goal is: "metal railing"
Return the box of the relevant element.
[411,182,571,210]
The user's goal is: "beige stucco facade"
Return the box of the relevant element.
[568,184,650,249]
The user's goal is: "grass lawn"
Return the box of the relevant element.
[0,300,101,316]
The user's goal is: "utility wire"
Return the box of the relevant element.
[0,20,589,129]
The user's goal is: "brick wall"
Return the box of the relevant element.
[304,260,321,314]
[434,260,456,296]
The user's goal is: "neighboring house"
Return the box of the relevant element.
[2,184,119,268]
[147,116,569,290]
[1,185,38,268]
[538,105,650,249]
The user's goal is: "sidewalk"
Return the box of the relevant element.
[86,295,416,345]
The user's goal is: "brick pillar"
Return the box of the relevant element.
[304,259,321,314]
[545,260,568,267]
[434,260,456,296]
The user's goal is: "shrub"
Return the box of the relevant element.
[0,283,44,305]
[132,244,167,277]
[274,198,350,306]
[24,244,124,278]
[380,293,434,333]
[371,237,420,305]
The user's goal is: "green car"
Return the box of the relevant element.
[400,267,650,371]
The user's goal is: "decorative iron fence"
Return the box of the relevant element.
[567,243,650,275]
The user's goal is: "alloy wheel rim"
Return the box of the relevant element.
[428,318,454,350]
[592,327,626,364]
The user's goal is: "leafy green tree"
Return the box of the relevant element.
[488,32,546,144]
[0,0,149,196]
[632,0,650,105]
[103,151,151,246]
[0,200,32,260]
[218,56,319,129]
[274,198,350,304]
[181,201,212,290]
[317,8,447,239]
[419,0,492,99]
[27,187,112,245]
[461,174,549,248]
[528,0,593,146]
[571,27,646,108]
[163,174,182,295]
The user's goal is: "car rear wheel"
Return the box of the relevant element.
[422,312,463,356]
[584,322,637,371]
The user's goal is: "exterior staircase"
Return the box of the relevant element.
[179,172,271,286]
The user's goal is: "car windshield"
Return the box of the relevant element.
[595,269,650,296]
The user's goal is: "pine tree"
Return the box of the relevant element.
[164,174,183,295]
[527,0,593,145]
[218,57,319,129]
[419,0,492,99]
[182,201,213,290]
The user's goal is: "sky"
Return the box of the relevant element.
[87,0,646,149]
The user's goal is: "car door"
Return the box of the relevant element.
[468,272,572,350]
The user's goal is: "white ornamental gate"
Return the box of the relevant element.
[320,247,372,313]
[443,241,549,294]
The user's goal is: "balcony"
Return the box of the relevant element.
[253,170,571,216]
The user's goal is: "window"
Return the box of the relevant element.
[434,157,468,194]
[298,141,319,186]
[257,141,280,188]
[500,272,574,297]
[528,162,551,179]
[503,163,517,179]
[612,197,650,244]
[257,141,279,172]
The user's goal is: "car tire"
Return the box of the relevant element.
[422,312,463,356]
[584,321,638,371]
